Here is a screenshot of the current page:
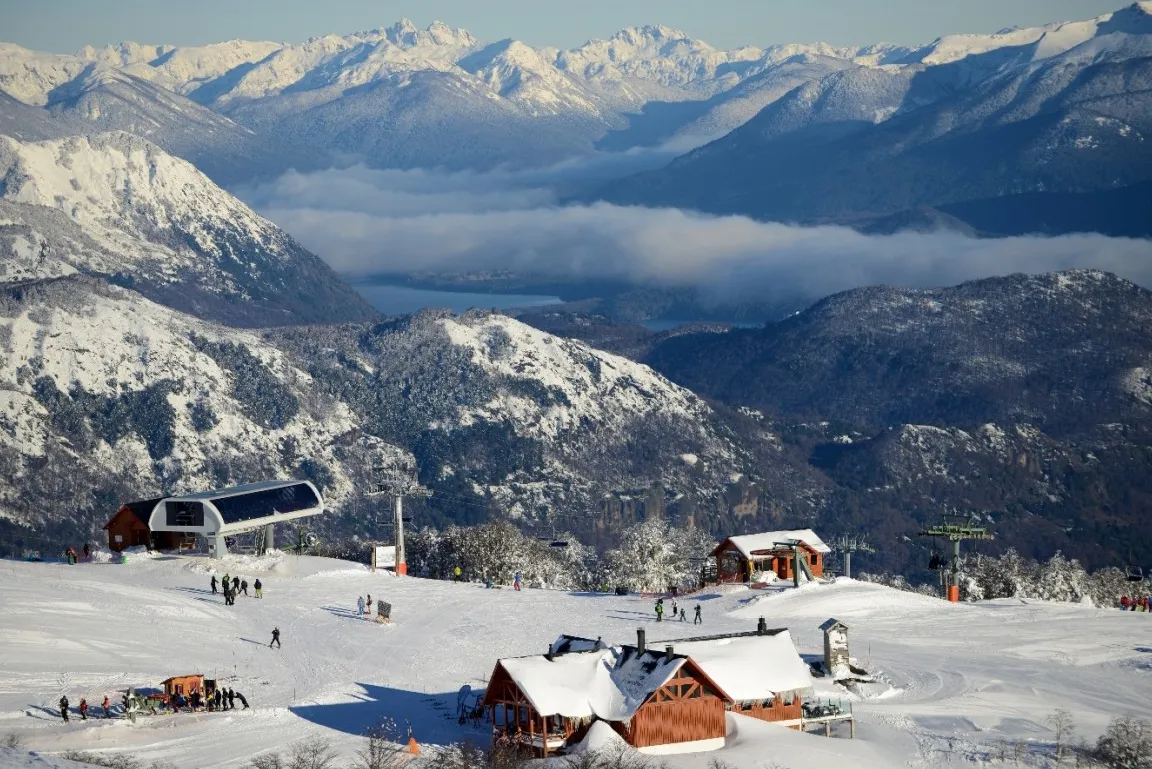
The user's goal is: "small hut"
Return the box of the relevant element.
[819,619,851,679]
[161,674,204,700]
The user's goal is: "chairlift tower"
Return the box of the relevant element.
[366,461,431,576]
[920,513,994,603]
[829,534,876,580]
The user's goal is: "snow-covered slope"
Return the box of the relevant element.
[0,132,377,326]
[2,556,1149,769]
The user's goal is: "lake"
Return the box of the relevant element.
[352,283,561,316]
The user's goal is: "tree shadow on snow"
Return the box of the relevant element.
[290,683,484,745]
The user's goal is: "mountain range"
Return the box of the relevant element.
[2,4,1148,234]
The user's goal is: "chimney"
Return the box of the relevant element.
[665,645,674,662]
[757,617,767,635]
[637,628,646,653]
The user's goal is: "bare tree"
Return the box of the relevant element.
[1049,708,1076,760]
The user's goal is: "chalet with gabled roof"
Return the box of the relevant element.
[712,528,830,583]
[481,620,815,755]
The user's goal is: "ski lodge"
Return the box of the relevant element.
[480,620,815,755]
[104,498,185,552]
[712,529,830,584]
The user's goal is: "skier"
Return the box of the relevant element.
[241,579,249,597]
[514,571,522,591]
[694,604,702,625]
[671,599,678,618]
[655,599,664,622]
[453,565,463,582]
[59,695,69,722]
[366,593,372,615]
[269,627,281,649]
[227,689,236,710]
[357,596,365,618]
[223,586,232,606]
[190,690,201,711]
[236,691,249,709]
[102,695,111,718]
[211,575,218,594]
[79,698,88,720]
[214,690,222,711]
[83,543,90,561]
[679,607,687,622]
[1121,596,1130,610]
[223,573,231,593]
[254,578,263,599]
[232,576,240,593]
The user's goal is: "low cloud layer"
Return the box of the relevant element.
[237,160,1152,307]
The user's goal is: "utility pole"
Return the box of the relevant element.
[829,535,876,580]
[920,513,994,603]
[367,461,431,576]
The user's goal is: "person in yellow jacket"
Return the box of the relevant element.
[453,566,463,582]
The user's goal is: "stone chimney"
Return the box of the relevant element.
[665,645,674,662]
[637,628,646,653]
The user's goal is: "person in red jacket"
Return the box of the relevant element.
[1121,596,1131,610]
[79,698,88,721]
[102,696,111,718]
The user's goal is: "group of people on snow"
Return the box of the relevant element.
[211,573,262,605]
[654,597,701,623]
[1120,595,1152,611]
[58,695,109,722]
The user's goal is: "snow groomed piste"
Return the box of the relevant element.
[1,549,1150,768]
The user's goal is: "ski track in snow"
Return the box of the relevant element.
[1,558,1150,769]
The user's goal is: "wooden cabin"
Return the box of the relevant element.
[162,674,204,700]
[712,529,830,583]
[104,498,188,552]
[481,624,815,755]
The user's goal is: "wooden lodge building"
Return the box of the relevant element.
[104,498,188,552]
[480,620,815,755]
[712,529,831,584]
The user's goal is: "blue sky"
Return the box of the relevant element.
[3,0,1128,52]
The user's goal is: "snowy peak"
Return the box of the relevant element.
[383,18,477,49]
[904,1,1152,67]
[609,25,694,46]
[0,132,377,326]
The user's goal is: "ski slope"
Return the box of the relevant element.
[0,552,1149,768]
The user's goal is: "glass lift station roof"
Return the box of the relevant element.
[147,480,326,538]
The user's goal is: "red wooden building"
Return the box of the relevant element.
[104,498,185,552]
[481,623,814,755]
[712,529,830,584]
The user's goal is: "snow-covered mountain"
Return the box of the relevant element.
[594,3,1152,229]
[0,132,377,326]
[0,274,814,547]
[0,275,405,538]
[4,6,1149,179]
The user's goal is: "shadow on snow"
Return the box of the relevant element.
[290,683,487,745]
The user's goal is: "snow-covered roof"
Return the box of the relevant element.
[819,618,848,632]
[722,529,831,557]
[551,634,605,656]
[165,480,309,501]
[499,647,685,719]
[672,631,814,702]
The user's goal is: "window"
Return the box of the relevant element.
[810,554,819,565]
[166,501,204,527]
[213,483,320,524]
